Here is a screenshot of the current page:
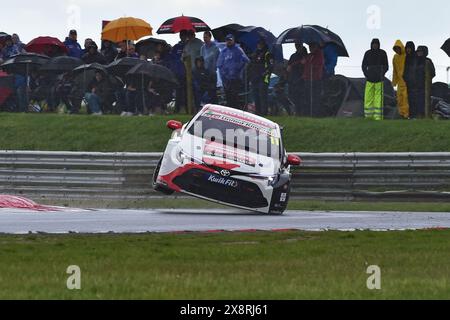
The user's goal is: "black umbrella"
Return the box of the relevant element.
[40,56,83,75]
[135,38,169,58]
[441,38,450,57]
[211,23,245,42]
[107,57,145,78]
[0,53,50,75]
[126,62,178,85]
[277,25,349,57]
[72,63,108,76]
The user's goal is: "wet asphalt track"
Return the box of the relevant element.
[0,208,450,234]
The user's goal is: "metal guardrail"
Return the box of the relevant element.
[2,151,450,202]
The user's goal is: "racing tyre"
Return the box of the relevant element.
[153,157,175,195]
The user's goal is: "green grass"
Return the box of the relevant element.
[40,198,450,212]
[0,230,449,299]
[2,113,450,152]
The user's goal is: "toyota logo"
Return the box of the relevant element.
[220,170,231,177]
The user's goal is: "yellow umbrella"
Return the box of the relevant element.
[102,17,153,42]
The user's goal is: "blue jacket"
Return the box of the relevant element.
[64,37,83,59]
[169,42,186,79]
[2,44,20,60]
[217,45,250,82]
[323,43,338,77]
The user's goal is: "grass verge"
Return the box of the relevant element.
[2,113,450,152]
[0,230,449,299]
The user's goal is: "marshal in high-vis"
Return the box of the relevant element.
[153,105,301,215]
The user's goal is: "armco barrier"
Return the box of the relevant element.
[1,151,450,202]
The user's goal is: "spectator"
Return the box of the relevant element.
[115,41,128,60]
[362,39,388,121]
[287,42,308,115]
[101,40,118,64]
[248,38,274,116]
[201,31,220,75]
[82,42,107,64]
[322,43,338,78]
[193,56,218,111]
[392,40,409,119]
[127,44,139,59]
[415,46,436,118]
[217,34,250,109]
[2,35,20,60]
[14,74,28,112]
[302,42,325,117]
[84,71,110,115]
[169,30,188,113]
[12,34,25,53]
[64,30,83,59]
[403,41,419,118]
[83,38,94,55]
[183,30,204,67]
[121,80,139,116]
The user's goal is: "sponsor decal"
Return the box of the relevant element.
[207,174,239,188]
[280,193,287,203]
[220,170,231,177]
[203,110,279,138]
[204,142,256,167]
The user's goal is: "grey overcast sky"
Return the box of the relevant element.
[2,0,450,81]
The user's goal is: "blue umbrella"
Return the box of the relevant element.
[236,26,284,62]
[277,25,349,57]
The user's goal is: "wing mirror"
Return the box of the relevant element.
[287,154,302,166]
[167,120,183,131]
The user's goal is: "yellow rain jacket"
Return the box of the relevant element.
[392,40,410,118]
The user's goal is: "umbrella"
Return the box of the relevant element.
[101,17,153,43]
[135,38,169,58]
[126,62,178,85]
[277,25,349,57]
[39,56,83,74]
[237,26,278,52]
[72,63,108,76]
[0,53,50,75]
[157,15,210,34]
[441,38,450,57]
[106,57,145,78]
[25,36,68,56]
[211,24,245,42]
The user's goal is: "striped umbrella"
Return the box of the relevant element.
[157,15,210,34]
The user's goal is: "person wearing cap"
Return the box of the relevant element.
[2,35,20,60]
[82,42,107,64]
[248,38,274,116]
[362,39,389,120]
[217,34,250,109]
[64,30,83,59]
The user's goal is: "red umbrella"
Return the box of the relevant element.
[25,36,68,56]
[157,15,210,34]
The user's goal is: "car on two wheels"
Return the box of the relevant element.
[153,104,301,215]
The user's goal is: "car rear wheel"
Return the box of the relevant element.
[153,157,175,195]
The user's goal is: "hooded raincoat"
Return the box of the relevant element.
[392,40,409,118]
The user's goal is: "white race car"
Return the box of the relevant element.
[153,104,301,215]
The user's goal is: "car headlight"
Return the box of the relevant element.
[176,150,190,164]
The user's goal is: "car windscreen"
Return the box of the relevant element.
[188,115,281,160]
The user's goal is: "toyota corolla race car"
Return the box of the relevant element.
[153,104,301,215]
